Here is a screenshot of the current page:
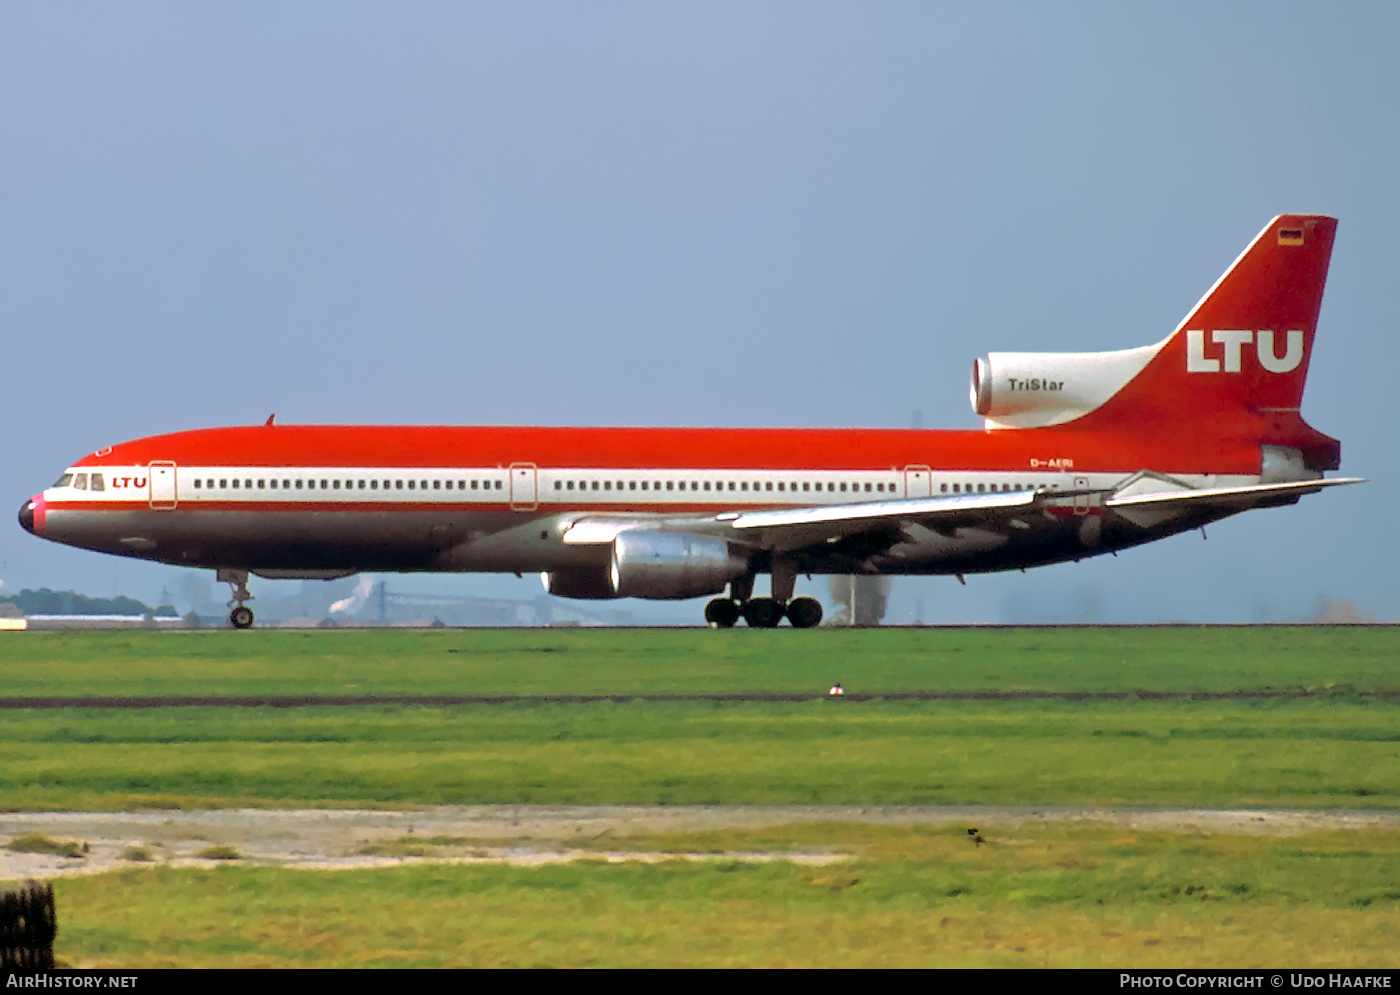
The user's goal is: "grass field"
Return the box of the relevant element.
[1,625,1396,697]
[47,824,1400,968]
[1,627,1396,810]
[2,626,1397,966]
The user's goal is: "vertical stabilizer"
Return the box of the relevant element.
[1074,215,1339,466]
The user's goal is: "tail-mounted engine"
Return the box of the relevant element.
[970,344,1158,429]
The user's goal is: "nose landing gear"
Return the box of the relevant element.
[218,569,255,629]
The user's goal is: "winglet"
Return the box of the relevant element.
[264,413,276,427]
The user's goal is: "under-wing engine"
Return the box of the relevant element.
[544,531,749,601]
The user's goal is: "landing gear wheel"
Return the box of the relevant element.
[705,598,740,629]
[742,597,783,629]
[785,596,823,629]
[230,606,255,629]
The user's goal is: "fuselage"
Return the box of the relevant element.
[22,421,1268,579]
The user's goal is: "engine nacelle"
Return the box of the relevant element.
[610,531,749,600]
[541,567,618,600]
[970,343,1158,429]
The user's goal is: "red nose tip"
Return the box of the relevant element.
[18,495,43,535]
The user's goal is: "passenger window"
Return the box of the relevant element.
[233,479,241,489]
[978,484,985,493]
[433,480,441,490]
[284,480,291,489]
[258,480,266,489]
[740,482,748,491]
[269,480,277,490]
[865,483,872,492]
[666,481,674,491]
[803,483,810,492]
[765,482,773,491]
[408,481,415,490]
[592,481,599,491]
[295,480,303,489]
[629,482,637,490]
[220,479,228,489]
[333,480,341,489]
[396,480,403,490]
[194,479,202,490]
[776,482,783,492]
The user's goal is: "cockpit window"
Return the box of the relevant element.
[73,474,88,491]
[53,473,74,488]
[90,474,104,491]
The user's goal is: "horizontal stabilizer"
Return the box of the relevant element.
[1107,477,1364,510]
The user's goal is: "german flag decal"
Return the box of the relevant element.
[1278,227,1304,246]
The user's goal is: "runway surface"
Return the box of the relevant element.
[4,805,1399,880]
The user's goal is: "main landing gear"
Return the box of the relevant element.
[218,569,255,629]
[704,565,824,629]
[704,595,824,629]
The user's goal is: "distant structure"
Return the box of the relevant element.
[827,575,890,627]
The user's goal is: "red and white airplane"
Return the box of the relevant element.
[19,215,1362,628]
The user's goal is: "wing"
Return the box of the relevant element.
[560,476,1365,557]
[561,489,1043,556]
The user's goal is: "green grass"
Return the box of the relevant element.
[6,832,83,857]
[0,626,1395,697]
[1,627,1397,810]
[3,627,1397,967]
[46,824,1400,968]
[2,697,1397,810]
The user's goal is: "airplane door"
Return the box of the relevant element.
[903,465,932,498]
[149,461,178,511]
[509,462,538,511]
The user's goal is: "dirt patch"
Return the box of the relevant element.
[3,805,1397,881]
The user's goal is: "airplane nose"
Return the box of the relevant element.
[18,499,35,535]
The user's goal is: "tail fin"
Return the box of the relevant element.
[1077,214,1340,468]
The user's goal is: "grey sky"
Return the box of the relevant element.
[3,3,1395,622]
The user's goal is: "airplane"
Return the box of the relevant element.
[18,214,1363,629]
